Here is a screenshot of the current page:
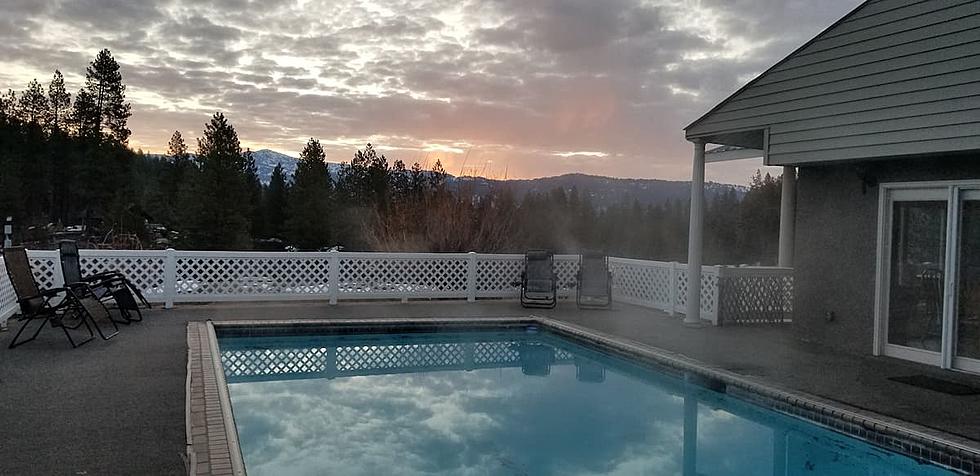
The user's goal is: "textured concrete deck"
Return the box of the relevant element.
[1,299,979,474]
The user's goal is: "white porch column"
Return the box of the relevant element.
[685,140,706,323]
[777,166,796,267]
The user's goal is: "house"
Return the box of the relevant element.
[684,0,980,374]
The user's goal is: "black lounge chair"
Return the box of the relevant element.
[576,252,612,309]
[59,240,148,323]
[3,247,118,348]
[520,250,557,309]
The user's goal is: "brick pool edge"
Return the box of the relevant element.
[186,317,980,475]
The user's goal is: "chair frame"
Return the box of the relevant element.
[519,250,558,309]
[58,240,149,324]
[576,252,612,309]
[4,246,119,349]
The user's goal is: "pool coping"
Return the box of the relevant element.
[186,316,980,475]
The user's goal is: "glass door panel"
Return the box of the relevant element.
[955,195,980,371]
[886,200,947,353]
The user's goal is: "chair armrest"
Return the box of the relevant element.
[37,287,67,298]
[64,281,98,299]
[32,287,70,310]
[88,270,125,280]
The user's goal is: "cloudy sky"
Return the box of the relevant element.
[1,0,862,184]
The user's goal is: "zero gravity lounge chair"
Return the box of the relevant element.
[3,247,118,349]
[59,240,149,324]
[576,252,612,309]
[520,250,557,309]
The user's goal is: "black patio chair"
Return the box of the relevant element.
[576,252,612,309]
[3,247,118,348]
[59,240,149,324]
[519,250,557,309]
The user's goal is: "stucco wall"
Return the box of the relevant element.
[793,154,980,354]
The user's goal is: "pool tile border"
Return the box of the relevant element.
[187,317,980,475]
[186,322,245,476]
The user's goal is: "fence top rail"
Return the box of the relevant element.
[609,257,673,267]
[719,266,794,277]
[18,249,587,260]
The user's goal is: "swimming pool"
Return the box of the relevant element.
[213,321,958,475]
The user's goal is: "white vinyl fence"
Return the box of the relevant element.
[0,250,792,326]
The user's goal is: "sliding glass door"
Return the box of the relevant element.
[954,192,980,373]
[877,184,980,373]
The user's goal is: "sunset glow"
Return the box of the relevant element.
[1,0,860,183]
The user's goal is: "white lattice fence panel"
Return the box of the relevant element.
[554,348,574,362]
[475,255,523,297]
[554,255,580,296]
[474,341,520,364]
[475,254,578,298]
[336,343,465,373]
[337,255,468,298]
[79,253,167,298]
[717,268,794,325]
[609,258,672,310]
[702,271,719,318]
[222,347,330,380]
[0,257,18,322]
[26,251,62,290]
[176,254,331,298]
[674,267,719,321]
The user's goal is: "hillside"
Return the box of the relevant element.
[151,149,745,207]
[457,173,745,208]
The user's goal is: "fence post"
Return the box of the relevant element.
[164,248,176,309]
[668,261,678,316]
[467,252,477,302]
[328,251,340,305]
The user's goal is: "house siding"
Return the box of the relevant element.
[794,153,980,354]
[687,0,980,165]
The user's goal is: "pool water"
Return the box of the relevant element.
[218,328,954,476]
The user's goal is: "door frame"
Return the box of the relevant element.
[874,180,980,373]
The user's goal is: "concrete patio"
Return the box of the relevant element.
[2,299,979,475]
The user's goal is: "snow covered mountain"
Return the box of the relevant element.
[249,149,342,184]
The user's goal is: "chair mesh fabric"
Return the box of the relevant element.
[579,255,609,297]
[58,241,84,284]
[524,252,554,295]
[4,247,40,300]
[3,247,47,315]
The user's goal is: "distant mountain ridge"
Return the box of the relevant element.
[149,149,745,207]
[457,173,745,207]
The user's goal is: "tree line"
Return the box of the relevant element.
[0,48,783,265]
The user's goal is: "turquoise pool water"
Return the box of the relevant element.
[218,328,954,476]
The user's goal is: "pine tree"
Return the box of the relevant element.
[167,130,189,161]
[285,138,332,249]
[81,49,131,143]
[46,70,71,130]
[71,88,98,137]
[180,113,250,249]
[18,79,49,125]
[430,160,448,191]
[0,89,17,122]
[243,148,263,236]
[162,130,192,225]
[264,163,288,238]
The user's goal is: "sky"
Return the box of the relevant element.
[0,0,863,184]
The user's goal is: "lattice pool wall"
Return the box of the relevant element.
[0,250,791,326]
